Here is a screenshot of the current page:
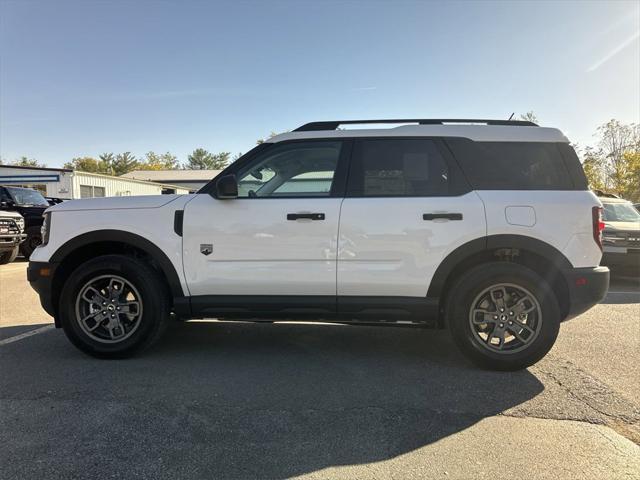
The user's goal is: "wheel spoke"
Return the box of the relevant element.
[472,309,497,325]
[490,287,508,310]
[511,318,535,335]
[512,295,536,315]
[486,327,505,349]
[81,312,104,331]
[82,287,107,304]
[108,278,125,297]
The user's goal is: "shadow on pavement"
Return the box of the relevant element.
[1,321,545,479]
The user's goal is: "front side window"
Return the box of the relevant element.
[236,141,342,198]
[348,139,449,197]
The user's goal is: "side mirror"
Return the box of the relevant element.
[0,200,12,209]
[215,174,238,199]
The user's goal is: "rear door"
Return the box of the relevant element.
[337,137,486,310]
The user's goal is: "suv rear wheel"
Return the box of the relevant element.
[446,262,560,371]
[59,254,170,358]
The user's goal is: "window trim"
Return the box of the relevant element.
[345,137,471,198]
[202,138,353,200]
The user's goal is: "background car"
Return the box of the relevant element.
[0,185,50,259]
[0,210,26,264]
[599,195,640,276]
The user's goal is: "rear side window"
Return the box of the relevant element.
[446,139,577,190]
[348,139,450,196]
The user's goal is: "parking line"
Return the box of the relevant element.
[0,325,55,346]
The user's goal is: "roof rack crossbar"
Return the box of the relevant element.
[294,119,538,131]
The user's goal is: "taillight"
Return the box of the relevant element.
[592,206,605,251]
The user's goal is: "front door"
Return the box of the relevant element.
[182,140,349,316]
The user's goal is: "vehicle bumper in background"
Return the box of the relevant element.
[0,233,27,249]
[601,250,640,276]
[27,261,58,325]
[563,266,610,320]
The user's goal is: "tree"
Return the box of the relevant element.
[99,153,115,175]
[581,146,606,192]
[257,131,285,144]
[111,152,138,176]
[579,120,640,202]
[11,156,46,168]
[185,148,231,170]
[519,111,539,124]
[63,157,108,173]
[140,151,179,170]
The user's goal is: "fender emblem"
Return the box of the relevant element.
[200,244,213,256]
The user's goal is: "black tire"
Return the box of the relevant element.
[0,247,19,265]
[446,262,561,371]
[59,254,170,358]
[19,226,42,259]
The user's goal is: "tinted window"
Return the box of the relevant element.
[348,139,449,196]
[447,139,575,190]
[236,141,342,198]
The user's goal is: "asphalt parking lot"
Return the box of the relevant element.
[1,260,639,479]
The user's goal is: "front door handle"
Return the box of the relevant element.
[423,213,463,221]
[287,213,325,221]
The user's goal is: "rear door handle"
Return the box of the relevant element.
[287,213,325,221]
[423,213,463,221]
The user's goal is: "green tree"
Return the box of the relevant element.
[63,157,108,173]
[111,152,138,175]
[99,153,115,175]
[581,146,606,192]
[140,151,179,170]
[11,156,46,168]
[579,120,640,202]
[185,148,230,170]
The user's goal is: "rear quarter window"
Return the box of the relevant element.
[446,138,581,190]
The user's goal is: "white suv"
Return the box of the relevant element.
[28,119,609,370]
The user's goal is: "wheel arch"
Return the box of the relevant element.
[429,235,573,324]
[49,230,184,318]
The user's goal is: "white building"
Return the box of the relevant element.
[0,165,190,199]
[121,169,221,192]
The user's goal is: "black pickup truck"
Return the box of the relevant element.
[0,186,50,259]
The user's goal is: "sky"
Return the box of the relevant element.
[1,0,639,168]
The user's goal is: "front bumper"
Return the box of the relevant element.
[28,261,58,325]
[563,266,610,320]
[0,232,27,250]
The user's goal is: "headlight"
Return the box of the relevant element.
[40,212,51,246]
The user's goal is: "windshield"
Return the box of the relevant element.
[5,187,49,207]
[602,202,640,223]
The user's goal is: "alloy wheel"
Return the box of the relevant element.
[468,283,542,354]
[75,275,143,343]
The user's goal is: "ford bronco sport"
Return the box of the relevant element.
[28,119,609,370]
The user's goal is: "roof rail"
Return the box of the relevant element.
[294,119,538,132]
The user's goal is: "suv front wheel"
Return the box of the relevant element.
[59,254,170,358]
[446,262,561,371]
